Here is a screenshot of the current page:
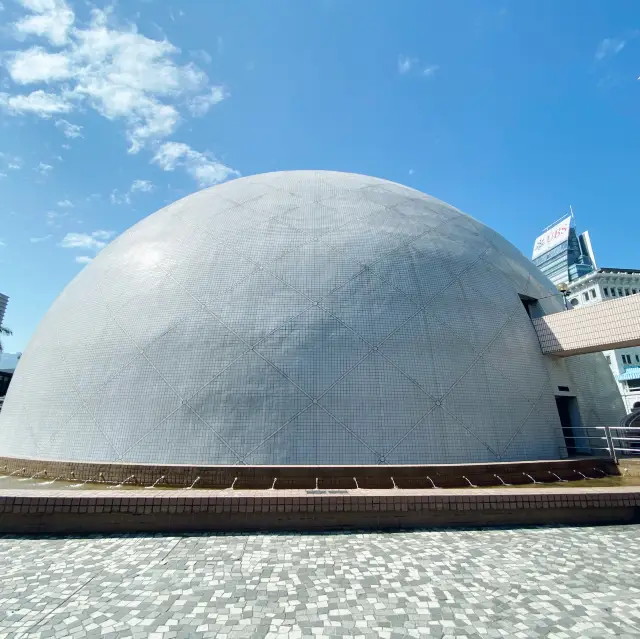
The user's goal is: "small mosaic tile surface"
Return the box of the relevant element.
[0,171,624,466]
[1,525,639,638]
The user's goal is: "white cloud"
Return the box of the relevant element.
[75,255,92,264]
[153,141,238,186]
[60,229,115,250]
[46,210,65,225]
[2,2,237,179]
[398,55,417,74]
[398,55,438,79]
[408,168,415,175]
[131,179,154,193]
[0,153,22,170]
[46,208,77,227]
[14,0,75,46]
[61,143,71,149]
[55,118,82,138]
[3,5,205,148]
[187,85,228,117]
[111,178,155,204]
[0,173,6,178]
[57,199,73,207]
[30,234,52,242]
[7,48,72,84]
[595,38,625,60]
[91,230,114,240]
[36,162,53,175]
[152,142,191,170]
[26,6,207,152]
[0,89,72,117]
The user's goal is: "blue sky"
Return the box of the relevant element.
[1,0,639,352]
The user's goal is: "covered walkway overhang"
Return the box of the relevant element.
[533,293,640,357]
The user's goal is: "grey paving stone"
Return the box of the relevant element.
[0,526,639,637]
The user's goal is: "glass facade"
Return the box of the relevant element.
[533,226,595,286]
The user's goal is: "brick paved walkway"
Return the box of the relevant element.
[1,525,640,638]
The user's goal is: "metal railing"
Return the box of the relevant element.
[561,424,640,462]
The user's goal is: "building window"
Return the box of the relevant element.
[582,292,589,302]
[636,354,640,363]
[611,288,616,297]
[619,288,624,296]
[590,289,596,299]
[604,287,609,296]
[625,288,631,296]
[628,379,640,392]
[633,289,638,294]
[622,354,633,365]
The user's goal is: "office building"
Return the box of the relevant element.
[531,215,595,287]
[0,293,8,328]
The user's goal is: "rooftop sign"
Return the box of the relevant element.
[532,216,571,260]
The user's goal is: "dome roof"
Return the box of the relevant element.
[0,171,568,464]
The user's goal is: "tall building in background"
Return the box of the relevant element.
[533,214,640,413]
[0,293,8,327]
[531,213,596,286]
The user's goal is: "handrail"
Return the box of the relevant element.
[559,425,640,431]
[557,423,640,461]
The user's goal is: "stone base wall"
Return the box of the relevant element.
[619,458,640,477]
[0,456,619,489]
[0,488,638,534]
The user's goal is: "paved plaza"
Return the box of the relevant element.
[0,525,639,639]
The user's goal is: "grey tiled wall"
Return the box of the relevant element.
[0,171,624,464]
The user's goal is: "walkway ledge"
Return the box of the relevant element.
[1,487,639,534]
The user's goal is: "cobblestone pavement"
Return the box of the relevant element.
[1,525,639,639]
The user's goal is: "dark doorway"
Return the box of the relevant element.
[555,396,589,456]
[519,294,542,319]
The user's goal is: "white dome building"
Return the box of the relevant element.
[0,171,623,465]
